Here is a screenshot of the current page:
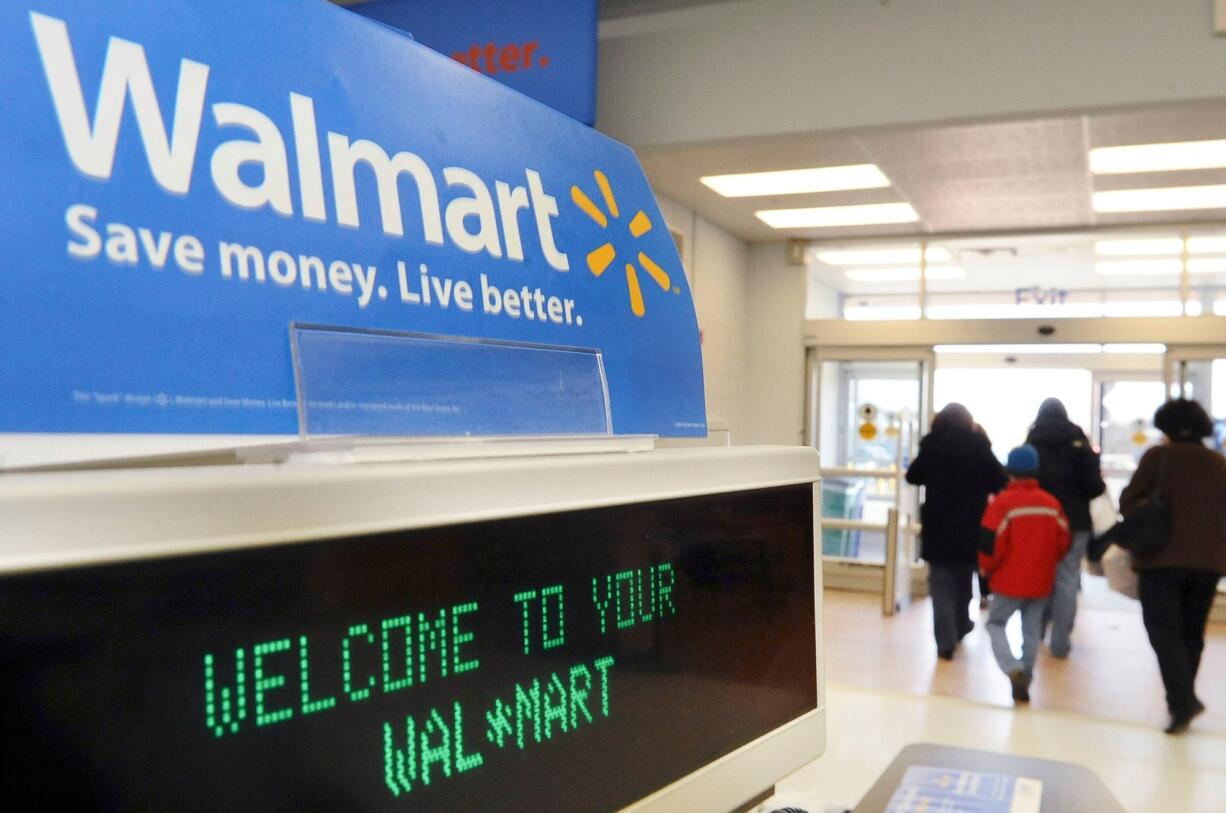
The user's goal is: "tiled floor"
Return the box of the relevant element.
[823,579,1226,734]
[757,582,1226,812]
[762,683,1226,813]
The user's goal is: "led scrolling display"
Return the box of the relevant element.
[0,486,815,812]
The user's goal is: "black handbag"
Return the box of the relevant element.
[1111,448,1172,558]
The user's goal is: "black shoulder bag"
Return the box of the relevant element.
[1112,448,1172,558]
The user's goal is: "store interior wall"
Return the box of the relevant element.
[657,194,812,446]
[657,193,751,437]
[744,242,807,446]
[597,0,1226,149]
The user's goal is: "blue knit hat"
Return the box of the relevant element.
[1006,444,1040,476]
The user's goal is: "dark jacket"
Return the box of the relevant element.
[1121,441,1226,574]
[906,424,1007,564]
[1025,418,1106,532]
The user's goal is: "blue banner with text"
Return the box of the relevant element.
[0,0,705,437]
[350,0,597,125]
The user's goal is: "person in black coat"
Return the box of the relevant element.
[906,403,1008,659]
[1025,398,1106,658]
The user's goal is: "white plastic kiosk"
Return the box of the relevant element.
[0,2,823,809]
[0,442,823,811]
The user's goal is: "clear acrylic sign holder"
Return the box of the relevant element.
[276,323,652,464]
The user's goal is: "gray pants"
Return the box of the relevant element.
[928,560,975,653]
[1047,531,1090,657]
[987,593,1048,678]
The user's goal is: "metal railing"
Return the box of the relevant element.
[820,464,917,616]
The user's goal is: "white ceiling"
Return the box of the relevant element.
[637,99,1226,243]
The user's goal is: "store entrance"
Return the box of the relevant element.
[809,341,1172,611]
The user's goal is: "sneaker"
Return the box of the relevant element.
[1008,669,1030,703]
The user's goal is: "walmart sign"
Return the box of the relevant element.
[0,0,705,437]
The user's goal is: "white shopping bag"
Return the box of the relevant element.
[1090,491,1119,537]
[1102,544,1138,600]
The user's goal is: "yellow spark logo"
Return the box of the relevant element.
[571,170,673,317]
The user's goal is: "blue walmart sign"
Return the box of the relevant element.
[0,0,706,437]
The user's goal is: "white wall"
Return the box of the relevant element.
[657,194,750,439]
[599,0,1226,148]
[743,242,808,446]
[658,200,812,447]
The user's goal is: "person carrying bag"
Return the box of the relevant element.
[1117,399,1226,734]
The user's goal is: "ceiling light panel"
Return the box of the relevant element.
[1187,258,1226,274]
[700,164,890,198]
[1093,238,1182,256]
[1093,185,1226,213]
[842,305,922,321]
[1102,343,1167,354]
[1095,259,1182,275]
[1187,236,1226,253]
[1102,300,1184,317]
[1094,236,1226,257]
[844,266,966,282]
[1089,139,1226,174]
[816,247,952,265]
[757,202,919,229]
[934,344,1102,355]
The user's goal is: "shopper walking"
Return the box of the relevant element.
[906,403,1007,660]
[1122,399,1226,734]
[1025,397,1106,657]
[980,445,1071,703]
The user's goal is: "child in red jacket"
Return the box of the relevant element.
[979,444,1071,703]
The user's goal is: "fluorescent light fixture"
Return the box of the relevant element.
[1089,139,1226,174]
[924,303,1106,320]
[1215,300,1226,316]
[700,164,889,198]
[1095,259,1182,275]
[1095,236,1226,256]
[1188,257,1226,274]
[816,247,951,265]
[1102,300,1184,317]
[757,202,919,229]
[1094,238,1183,256]
[1188,301,1205,316]
[1096,258,1226,274]
[1187,236,1226,253]
[1093,185,1226,213]
[842,305,921,321]
[1102,343,1167,354]
[844,266,965,282]
[934,344,1101,355]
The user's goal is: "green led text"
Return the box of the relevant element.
[203,600,479,737]
[591,563,676,634]
[512,583,566,654]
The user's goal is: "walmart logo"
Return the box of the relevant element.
[571,171,676,317]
